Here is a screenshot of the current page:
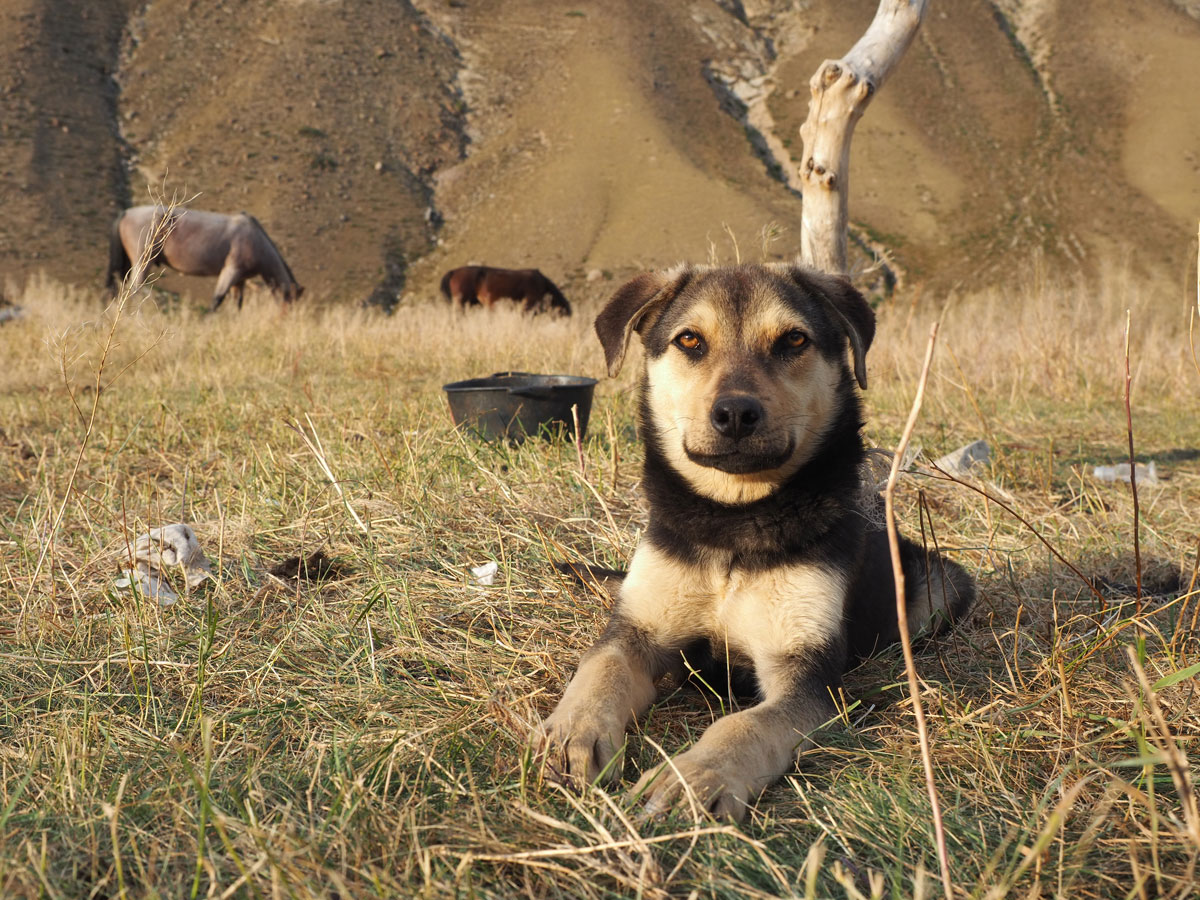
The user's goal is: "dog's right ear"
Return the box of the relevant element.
[595,267,693,377]
[783,266,875,390]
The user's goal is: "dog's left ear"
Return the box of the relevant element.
[595,267,694,377]
[787,267,875,389]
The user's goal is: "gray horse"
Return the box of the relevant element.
[106,206,304,310]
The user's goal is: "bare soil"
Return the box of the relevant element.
[1,0,1198,307]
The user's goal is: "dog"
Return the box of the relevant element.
[531,262,974,821]
[439,265,572,317]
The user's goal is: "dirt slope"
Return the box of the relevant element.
[744,0,1198,288]
[406,0,804,300]
[116,0,463,303]
[2,0,464,303]
[1,0,1198,305]
[0,0,133,282]
[416,0,1200,300]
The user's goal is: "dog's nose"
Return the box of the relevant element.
[710,395,764,440]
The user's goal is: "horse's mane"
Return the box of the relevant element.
[242,213,297,286]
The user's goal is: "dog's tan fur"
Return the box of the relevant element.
[532,263,974,820]
[645,345,844,505]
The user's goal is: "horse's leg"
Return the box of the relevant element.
[210,264,240,312]
[234,282,245,310]
[474,284,493,311]
[453,285,477,314]
[126,241,150,293]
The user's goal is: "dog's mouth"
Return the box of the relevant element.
[683,438,795,474]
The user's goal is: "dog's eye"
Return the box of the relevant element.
[774,329,808,355]
[674,331,704,354]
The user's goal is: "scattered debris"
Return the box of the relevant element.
[898,442,924,472]
[269,549,348,582]
[0,428,37,460]
[859,447,898,494]
[934,440,991,477]
[115,568,181,605]
[1093,461,1159,485]
[471,561,499,586]
[400,658,452,683]
[114,524,213,607]
[1090,567,1182,600]
[586,268,604,283]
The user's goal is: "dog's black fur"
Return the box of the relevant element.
[536,263,975,820]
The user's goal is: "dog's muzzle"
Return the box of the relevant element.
[710,394,763,440]
[683,394,794,473]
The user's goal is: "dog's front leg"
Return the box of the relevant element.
[633,646,842,821]
[531,616,672,787]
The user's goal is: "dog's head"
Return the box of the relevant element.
[596,263,875,505]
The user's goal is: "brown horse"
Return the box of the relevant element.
[107,206,304,310]
[439,266,571,317]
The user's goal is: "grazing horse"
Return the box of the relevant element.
[439,266,571,317]
[106,206,304,310]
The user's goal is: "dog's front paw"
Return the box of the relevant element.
[530,705,627,788]
[632,750,756,822]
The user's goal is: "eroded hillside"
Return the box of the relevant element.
[1,0,464,302]
[0,1,133,282]
[1,0,1198,305]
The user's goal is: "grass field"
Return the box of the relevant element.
[1,260,1198,899]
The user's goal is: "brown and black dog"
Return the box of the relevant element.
[439,265,571,317]
[532,263,974,820]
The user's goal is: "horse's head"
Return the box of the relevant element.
[283,283,305,304]
[549,292,572,317]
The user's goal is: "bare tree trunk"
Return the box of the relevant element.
[798,0,930,275]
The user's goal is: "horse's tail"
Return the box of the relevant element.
[439,269,454,301]
[105,213,131,295]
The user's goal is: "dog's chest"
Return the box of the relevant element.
[620,542,847,659]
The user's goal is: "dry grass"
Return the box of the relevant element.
[0,259,1198,899]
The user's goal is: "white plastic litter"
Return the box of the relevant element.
[898,442,923,472]
[114,524,214,607]
[471,561,500,586]
[1093,461,1159,485]
[114,569,181,605]
[934,440,990,477]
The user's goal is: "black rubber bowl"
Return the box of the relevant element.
[443,371,598,442]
